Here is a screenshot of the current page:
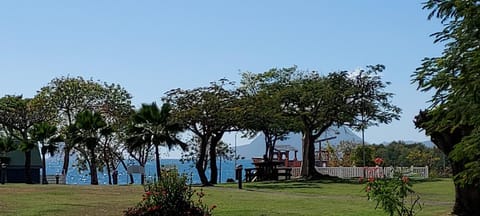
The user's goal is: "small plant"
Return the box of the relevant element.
[364,158,422,216]
[124,170,215,216]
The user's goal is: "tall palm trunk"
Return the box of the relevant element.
[41,151,48,184]
[209,143,218,184]
[62,145,71,176]
[103,145,112,185]
[89,149,98,185]
[154,144,161,181]
[24,151,32,184]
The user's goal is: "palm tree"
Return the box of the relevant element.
[129,102,184,181]
[70,110,107,185]
[0,134,16,156]
[31,122,62,184]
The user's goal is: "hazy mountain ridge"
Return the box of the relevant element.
[237,126,362,159]
[236,126,435,159]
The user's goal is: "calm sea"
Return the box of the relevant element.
[45,157,254,185]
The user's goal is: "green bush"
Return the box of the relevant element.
[364,158,422,216]
[124,170,215,216]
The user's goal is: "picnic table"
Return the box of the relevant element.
[245,160,292,182]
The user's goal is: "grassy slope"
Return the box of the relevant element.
[0,179,454,216]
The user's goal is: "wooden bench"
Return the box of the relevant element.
[275,167,292,180]
[245,168,257,182]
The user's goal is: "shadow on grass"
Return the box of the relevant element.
[243,178,361,190]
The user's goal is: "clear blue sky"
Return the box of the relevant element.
[0,1,443,150]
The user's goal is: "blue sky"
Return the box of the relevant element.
[0,1,443,150]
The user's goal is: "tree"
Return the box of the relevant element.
[279,66,400,178]
[413,1,480,214]
[164,79,237,185]
[36,77,105,177]
[31,122,62,184]
[129,102,184,181]
[124,124,153,185]
[96,82,133,185]
[36,77,133,182]
[0,95,53,183]
[0,133,16,156]
[69,110,108,185]
[238,69,295,165]
[350,65,402,167]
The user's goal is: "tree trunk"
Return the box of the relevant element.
[116,154,133,184]
[415,111,479,216]
[196,140,210,186]
[89,150,98,185]
[209,141,218,185]
[41,151,48,184]
[154,144,161,181]
[300,131,317,178]
[62,146,71,176]
[24,151,33,184]
[103,146,112,185]
[451,161,480,215]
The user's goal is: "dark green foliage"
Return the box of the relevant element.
[69,110,108,185]
[127,102,184,182]
[273,65,400,178]
[164,79,238,185]
[31,122,62,184]
[412,1,480,215]
[0,95,53,183]
[365,171,422,216]
[238,68,297,165]
[124,170,214,216]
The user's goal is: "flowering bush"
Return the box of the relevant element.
[364,158,422,216]
[124,170,215,216]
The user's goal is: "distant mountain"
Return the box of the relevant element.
[236,126,362,160]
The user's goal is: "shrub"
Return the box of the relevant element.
[124,170,215,216]
[364,158,422,216]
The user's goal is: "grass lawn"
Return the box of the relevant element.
[0,178,454,216]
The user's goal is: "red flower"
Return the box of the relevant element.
[402,176,409,184]
[374,157,384,165]
[368,177,375,182]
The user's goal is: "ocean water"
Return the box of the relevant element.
[45,157,254,185]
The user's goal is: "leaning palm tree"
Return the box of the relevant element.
[0,134,16,166]
[31,122,62,184]
[70,110,107,185]
[0,133,16,155]
[130,102,185,181]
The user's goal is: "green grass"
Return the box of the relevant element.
[0,178,454,216]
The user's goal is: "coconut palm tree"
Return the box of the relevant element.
[0,133,16,156]
[70,110,107,185]
[31,122,62,184]
[129,102,184,181]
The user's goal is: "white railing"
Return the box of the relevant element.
[41,174,66,184]
[315,166,429,179]
[291,167,302,177]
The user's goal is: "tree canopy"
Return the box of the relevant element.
[413,0,480,215]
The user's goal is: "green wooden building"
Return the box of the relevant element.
[0,147,42,183]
